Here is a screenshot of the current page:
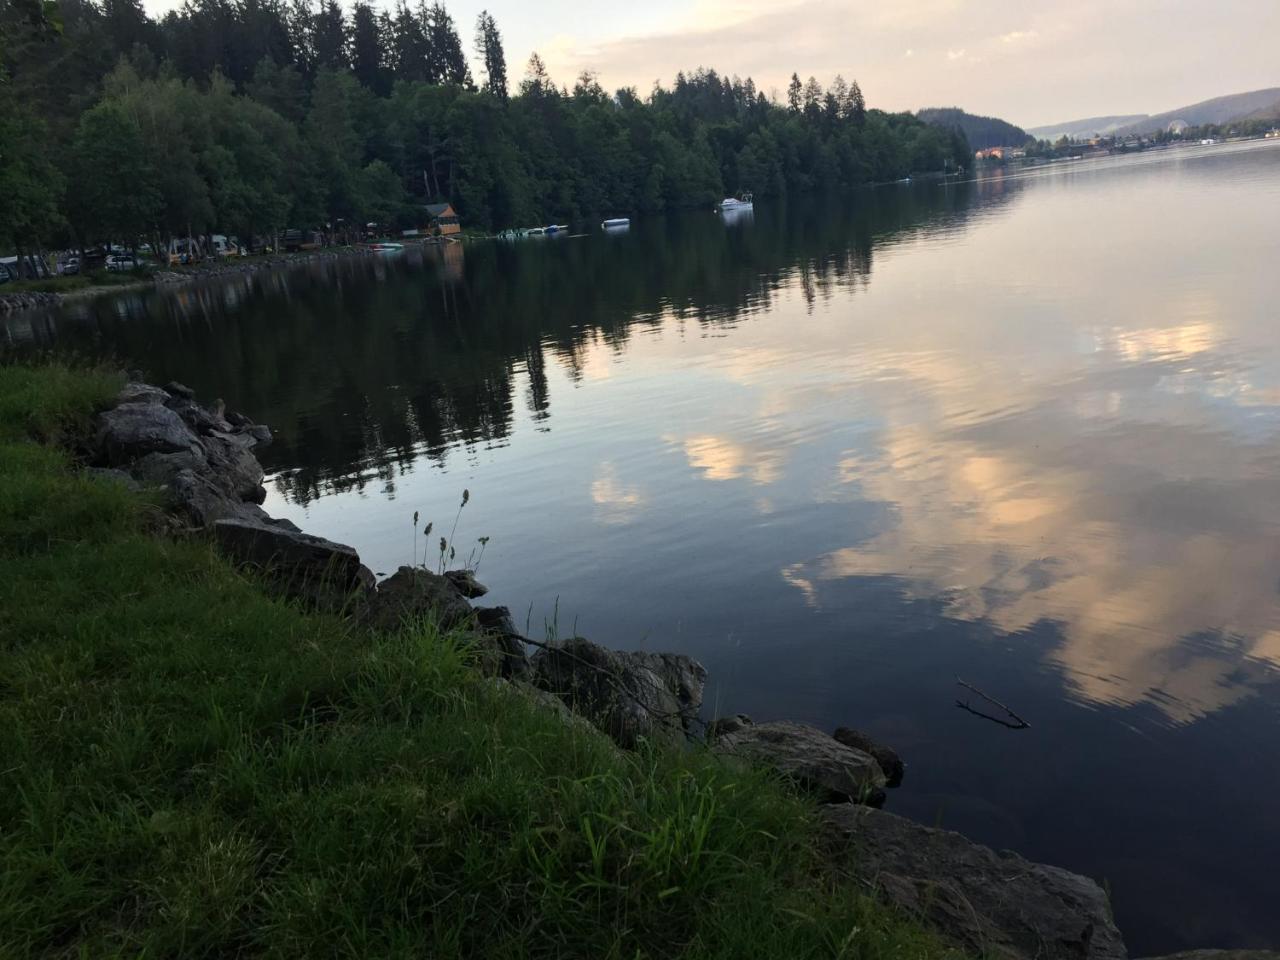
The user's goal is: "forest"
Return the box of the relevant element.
[0,0,971,258]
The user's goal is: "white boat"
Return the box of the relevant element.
[718,193,753,211]
[601,218,630,229]
[545,224,570,234]
[527,227,545,236]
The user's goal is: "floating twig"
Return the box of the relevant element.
[955,677,1030,730]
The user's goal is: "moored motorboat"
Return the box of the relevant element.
[601,217,630,229]
[718,193,753,211]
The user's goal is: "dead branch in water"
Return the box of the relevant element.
[955,677,1031,730]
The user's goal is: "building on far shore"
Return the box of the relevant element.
[424,203,461,236]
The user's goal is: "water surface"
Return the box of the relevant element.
[10,139,1280,953]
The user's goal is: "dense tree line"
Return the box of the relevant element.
[916,107,1029,151]
[0,0,970,264]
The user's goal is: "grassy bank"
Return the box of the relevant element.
[0,363,955,958]
[1,269,154,295]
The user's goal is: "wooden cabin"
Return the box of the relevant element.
[424,202,461,237]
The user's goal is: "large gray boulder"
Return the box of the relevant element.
[822,805,1127,960]
[444,568,489,599]
[832,726,905,787]
[1142,953,1280,960]
[529,637,706,748]
[213,517,373,602]
[95,401,202,465]
[165,394,233,436]
[471,606,530,678]
[713,719,887,802]
[117,382,171,406]
[202,429,266,503]
[358,567,475,633]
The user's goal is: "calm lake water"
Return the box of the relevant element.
[9,139,1280,953]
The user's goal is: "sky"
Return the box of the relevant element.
[140,0,1280,129]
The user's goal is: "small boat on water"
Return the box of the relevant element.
[601,217,630,229]
[718,193,753,211]
[545,224,570,234]
[366,241,404,252]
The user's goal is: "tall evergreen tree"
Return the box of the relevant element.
[425,2,468,86]
[786,72,801,112]
[350,2,385,93]
[311,0,347,69]
[474,10,506,100]
[521,51,550,96]
[390,2,428,82]
[848,78,866,125]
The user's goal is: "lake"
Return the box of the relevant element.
[8,138,1280,954]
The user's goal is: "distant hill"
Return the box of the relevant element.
[1114,87,1280,135]
[1027,115,1148,142]
[916,107,1029,150]
[1033,88,1280,141]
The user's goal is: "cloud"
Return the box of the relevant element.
[590,461,646,525]
[517,0,1280,133]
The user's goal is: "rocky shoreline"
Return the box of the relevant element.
[79,378,1270,960]
[0,247,388,314]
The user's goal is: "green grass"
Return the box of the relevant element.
[0,362,958,959]
[2,269,154,295]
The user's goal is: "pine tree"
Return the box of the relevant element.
[802,75,822,118]
[350,3,384,93]
[311,0,346,70]
[522,51,550,96]
[786,72,801,112]
[425,2,469,87]
[829,75,849,117]
[848,78,866,125]
[474,10,507,100]
[390,2,428,82]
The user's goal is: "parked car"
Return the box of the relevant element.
[105,254,140,272]
[62,257,81,276]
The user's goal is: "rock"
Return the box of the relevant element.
[358,566,474,633]
[85,467,141,492]
[213,517,371,602]
[165,395,232,435]
[167,469,243,527]
[1141,953,1280,960]
[95,402,202,465]
[705,713,753,739]
[529,637,706,748]
[471,605,530,679]
[444,568,489,598]
[713,720,887,802]
[244,424,272,447]
[202,430,266,503]
[832,727,905,787]
[163,380,195,399]
[127,450,207,488]
[226,411,253,428]
[822,805,1126,960]
[117,382,170,406]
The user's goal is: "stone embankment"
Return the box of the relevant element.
[82,379,1272,960]
[0,247,386,313]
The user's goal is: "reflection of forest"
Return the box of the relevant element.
[5,181,1016,504]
